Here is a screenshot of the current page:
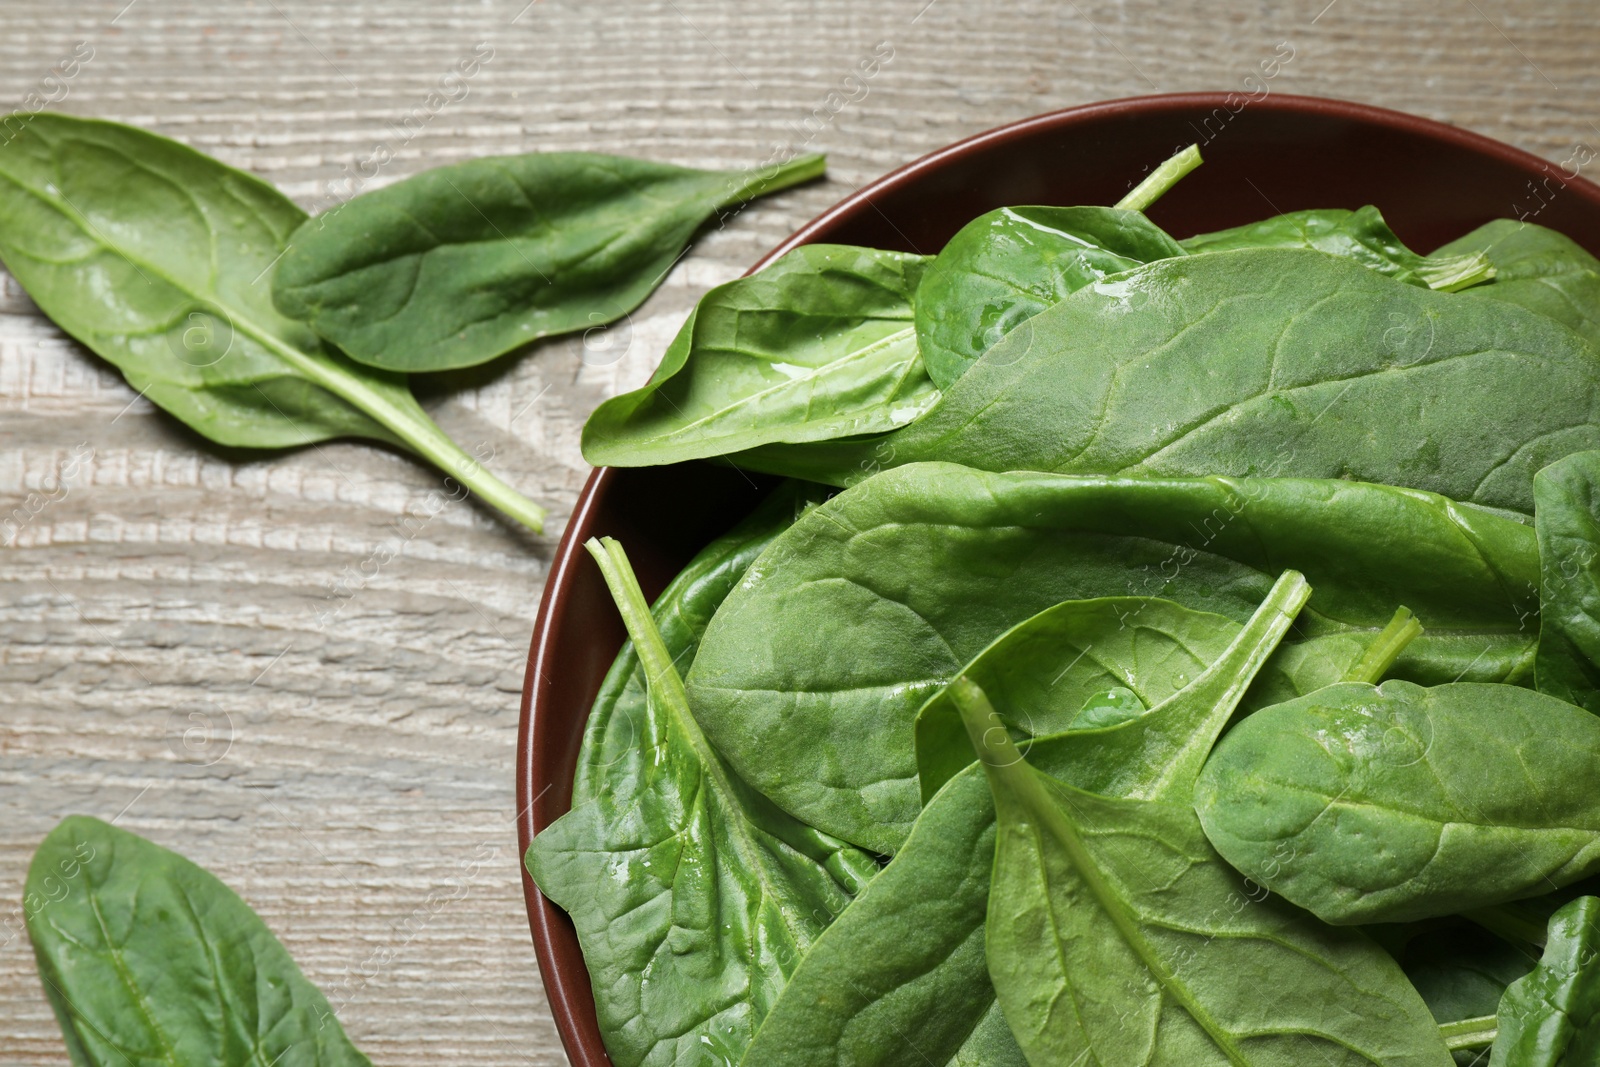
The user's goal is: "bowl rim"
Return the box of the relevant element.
[514,90,1600,1067]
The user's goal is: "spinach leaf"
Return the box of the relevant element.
[524,537,878,1067]
[1196,680,1600,925]
[730,249,1600,513]
[1534,451,1600,714]
[1490,896,1600,1066]
[951,677,1454,1067]
[572,481,824,809]
[1180,206,1494,291]
[274,152,825,372]
[0,113,546,532]
[916,573,1309,805]
[26,816,372,1067]
[685,462,1538,854]
[581,245,936,467]
[1392,921,1539,1029]
[912,206,1186,389]
[1433,219,1600,347]
[736,766,1027,1067]
[742,573,1306,1067]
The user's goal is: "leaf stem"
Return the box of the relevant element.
[1342,607,1424,684]
[255,331,547,533]
[719,153,827,210]
[1116,144,1203,212]
[1438,1014,1498,1051]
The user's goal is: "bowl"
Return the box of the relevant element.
[515,91,1600,1066]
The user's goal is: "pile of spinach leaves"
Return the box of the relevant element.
[532,145,1600,1066]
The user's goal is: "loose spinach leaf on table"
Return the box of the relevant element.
[581,244,936,468]
[1490,896,1600,1067]
[951,678,1453,1067]
[730,248,1600,513]
[0,113,546,531]
[1533,450,1600,714]
[1180,206,1495,291]
[26,816,372,1067]
[274,151,825,372]
[742,573,1307,1067]
[1196,680,1600,925]
[685,462,1538,854]
[912,205,1186,389]
[1433,218,1600,347]
[525,538,878,1067]
[571,481,824,810]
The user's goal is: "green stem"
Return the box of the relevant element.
[259,332,547,533]
[1466,904,1549,947]
[1438,1014,1498,1052]
[1116,144,1203,212]
[1342,607,1424,684]
[719,153,827,209]
[1418,251,1497,292]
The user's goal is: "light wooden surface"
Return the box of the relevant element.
[0,0,1597,1062]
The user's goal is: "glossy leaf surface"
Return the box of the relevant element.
[913,205,1185,388]
[1533,451,1600,713]
[1490,896,1600,1066]
[733,249,1600,513]
[582,244,936,467]
[957,681,1453,1067]
[1197,680,1600,924]
[275,151,825,371]
[525,538,877,1067]
[686,463,1539,853]
[26,816,372,1067]
[1180,206,1494,291]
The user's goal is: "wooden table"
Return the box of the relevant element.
[0,1,1595,1062]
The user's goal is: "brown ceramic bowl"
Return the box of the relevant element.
[516,91,1600,1066]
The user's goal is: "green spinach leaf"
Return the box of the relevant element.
[26,816,372,1067]
[1533,450,1600,713]
[685,462,1539,854]
[1433,219,1600,347]
[274,152,825,372]
[1180,206,1494,291]
[1490,896,1600,1066]
[731,249,1600,513]
[912,206,1186,389]
[0,113,546,531]
[581,245,936,467]
[742,573,1306,1067]
[1392,921,1539,1029]
[524,537,877,1067]
[952,677,1453,1067]
[1196,680,1600,925]
[915,572,1309,805]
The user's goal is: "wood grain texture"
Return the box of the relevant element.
[0,0,1596,1062]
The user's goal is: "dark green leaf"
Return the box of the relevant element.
[913,206,1186,388]
[953,679,1453,1067]
[26,816,371,1067]
[1491,896,1600,1066]
[274,152,824,372]
[915,573,1309,806]
[524,538,877,1067]
[1196,680,1600,924]
[581,245,936,467]
[1181,206,1494,291]
[571,481,824,810]
[743,573,1306,1067]
[1433,219,1600,347]
[1534,451,1600,713]
[685,462,1538,854]
[1391,921,1538,1026]
[0,113,545,531]
[731,249,1600,513]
